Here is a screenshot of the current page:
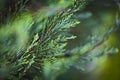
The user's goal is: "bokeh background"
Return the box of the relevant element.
[0,0,120,80]
[57,0,120,80]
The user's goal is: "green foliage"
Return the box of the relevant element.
[0,0,120,80]
[0,0,87,80]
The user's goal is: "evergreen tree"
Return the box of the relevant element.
[0,0,120,80]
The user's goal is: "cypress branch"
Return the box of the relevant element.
[0,0,119,80]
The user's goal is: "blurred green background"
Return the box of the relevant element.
[57,0,120,80]
[0,0,120,80]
